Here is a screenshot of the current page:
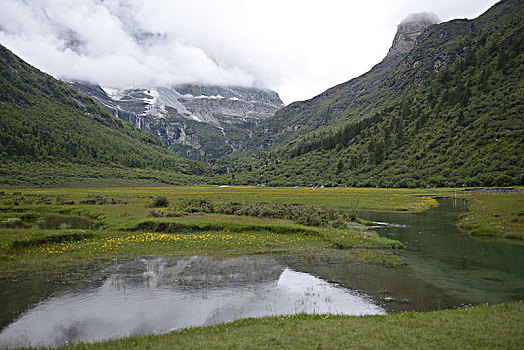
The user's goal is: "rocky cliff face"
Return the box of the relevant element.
[173,85,283,124]
[386,13,440,58]
[68,82,284,160]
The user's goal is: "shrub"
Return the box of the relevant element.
[149,209,164,217]
[150,196,170,208]
[80,196,109,205]
[56,196,75,205]
[20,212,40,220]
[178,198,214,213]
[493,174,514,187]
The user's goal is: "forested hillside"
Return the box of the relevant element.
[0,0,521,188]
[220,0,523,188]
[0,44,208,185]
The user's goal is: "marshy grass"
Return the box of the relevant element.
[1,186,520,278]
[0,186,429,273]
[1,218,401,276]
[1,186,521,348]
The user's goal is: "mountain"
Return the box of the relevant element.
[221,0,523,188]
[68,82,284,160]
[1,0,521,189]
[0,44,209,186]
[229,12,440,156]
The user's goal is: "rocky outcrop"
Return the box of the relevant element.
[67,82,284,159]
[386,13,440,59]
[174,84,283,125]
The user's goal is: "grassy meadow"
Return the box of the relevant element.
[2,185,523,277]
[2,185,442,276]
[457,192,524,240]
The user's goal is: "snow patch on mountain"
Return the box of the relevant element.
[68,81,284,159]
[101,86,126,101]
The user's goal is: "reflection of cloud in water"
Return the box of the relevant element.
[0,256,384,349]
[370,221,409,228]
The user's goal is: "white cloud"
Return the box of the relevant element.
[0,0,500,104]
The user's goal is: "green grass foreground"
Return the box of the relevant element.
[1,186,523,348]
[61,302,523,350]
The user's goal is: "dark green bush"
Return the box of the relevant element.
[216,201,349,228]
[150,196,170,208]
[178,198,214,213]
[20,212,40,220]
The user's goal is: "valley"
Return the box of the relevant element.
[0,186,522,349]
[0,0,523,348]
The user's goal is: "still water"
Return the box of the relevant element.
[0,215,95,230]
[36,215,96,230]
[0,199,522,348]
[0,256,384,348]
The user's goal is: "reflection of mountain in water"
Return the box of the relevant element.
[0,256,384,349]
[106,255,285,291]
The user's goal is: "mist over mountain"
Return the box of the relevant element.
[231,12,441,154]
[0,0,268,91]
[386,12,441,58]
[0,0,499,105]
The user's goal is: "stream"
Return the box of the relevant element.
[358,199,524,305]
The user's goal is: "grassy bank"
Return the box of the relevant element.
[0,186,423,276]
[0,185,445,211]
[0,222,401,276]
[2,186,522,277]
[61,302,523,350]
[458,191,524,240]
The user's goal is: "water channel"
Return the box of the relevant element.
[0,199,522,348]
[358,199,524,305]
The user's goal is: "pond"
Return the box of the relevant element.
[0,256,384,348]
[36,215,96,230]
[0,199,522,348]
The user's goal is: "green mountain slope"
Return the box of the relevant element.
[0,44,209,186]
[222,0,523,187]
[229,14,437,156]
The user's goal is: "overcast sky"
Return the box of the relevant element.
[0,0,500,104]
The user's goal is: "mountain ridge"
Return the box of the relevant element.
[0,0,522,188]
[67,81,284,160]
[229,12,441,157]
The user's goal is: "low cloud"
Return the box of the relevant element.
[0,0,500,103]
[400,12,441,25]
[0,0,261,89]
